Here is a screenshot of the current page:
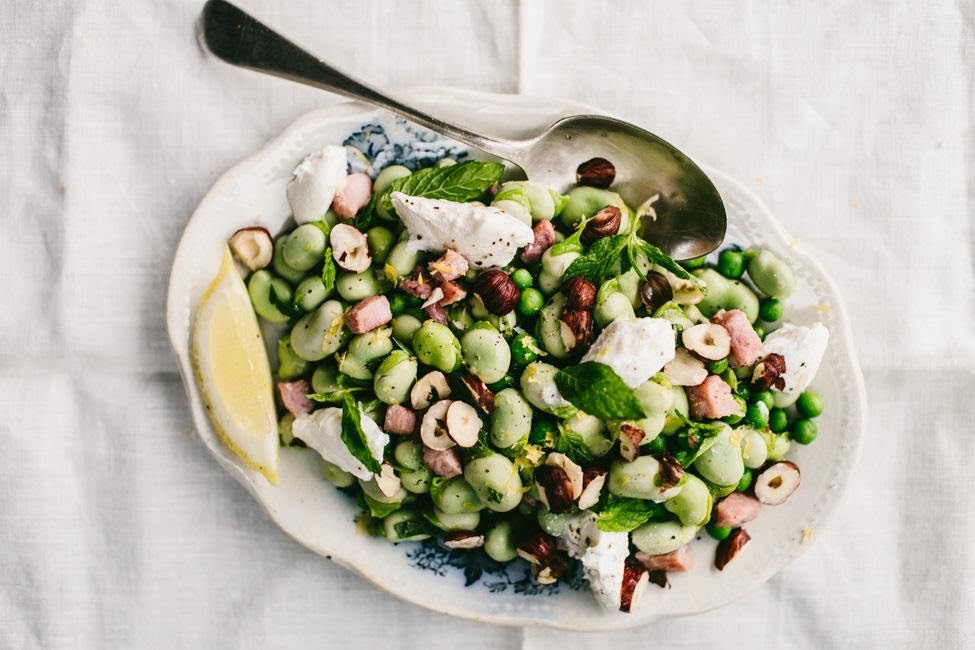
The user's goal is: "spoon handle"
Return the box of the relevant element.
[200,0,520,162]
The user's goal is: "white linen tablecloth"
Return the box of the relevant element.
[2,1,973,647]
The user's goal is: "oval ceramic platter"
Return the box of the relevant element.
[166,87,866,630]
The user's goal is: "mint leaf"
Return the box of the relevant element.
[637,240,697,284]
[555,362,646,421]
[429,477,449,503]
[321,247,336,295]
[563,234,628,282]
[307,387,363,404]
[363,493,400,518]
[394,519,433,539]
[340,394,382,475]
[378,160,504,214]
[670,411,725,467]
[554,425,594,465]
[594,495,666,532]
[485,487,505,504]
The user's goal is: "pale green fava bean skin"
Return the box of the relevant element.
[323,460,355,488]
[541,247,580,280]
[537,294,571,359]
[490,388,533,448]
[373,350,417,404]
[277,337,309,380]
[520,362,573,416]
[664,474,713,527]
[562,411,613,457]
[394,440,424,470]
[560,186,626,228]
[608,457,683,502]
[400,467,432,494]
[392,314,423,343]
[594,290,636,328]
[611,379,672,442]
[283,224,328,271]
[247,270,293,323]
[383,510,430,542]
[432,508,481,532]
[339,327,394,380]
[747,250,796,299]
[694,269,760,323]
[290,300,348,361]
[464,454,523,512]
[764,432,792,461]
[272,236,307,284]
[294,275,330,312]
[693,427,745,487]
[537,507,579,536]
[432,477,484,514]
[278,414,295,445]
[336,270,382,301]
[631,520,697,555]
[386,240,419,278]
[367,226,396,263]
[661,386,690,435]
[311,361,340,393]
[461,323,511,384]
[359,477,407,504]
[484,521,519,562]
[740,429,769,469]
[373,164,412,194]
[412,320,463,373]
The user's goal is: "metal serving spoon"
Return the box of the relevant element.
[200,0,726,259]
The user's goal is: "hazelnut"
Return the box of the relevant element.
[578,467,607,509]
[752,352,787,391]
[754,461,801,505]
[652,451,684,490]
[619,558,649,613]
[663,348,708,386]
[714,527,751,571]
[460,371,495,413]
[330,223,371,272]
[410,371,451,410]
[580,205,622,244]
[375,462,402,498]
[563,276,597,311]
[443,531,485,549]
[681,323,732,361]
[471,268,520,315]
[545,453,584,498]
[576,157,616,189]
[639,271,674,312]
[419,400,455,451]
[618,424,645,462]
[517,530,568,583]
[229,226,273,271]
[560,309,593,351]
[534,465,576,513]
[444,400,482,448]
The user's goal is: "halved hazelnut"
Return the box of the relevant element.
[329,223,371,272]
[518,531,568,583]
[375,462,401,498]
[578,468,607,509]
[420,400,455,451]
[681,323,732,361]
[663,348,708,386]
[752,352,787,391]
[754,461,801,505]
[619,424,645,462]
[460,371,495,413]
[443,531,485,549]
[229,226,272,271]
[559,320,577,351]
[560,309,593,351]
[420,286,444,309]
[652,451,684,490]
[715,527,751,570]
[619,558,649,613]
[534,465,575,513]
[639,271,674,313]
[411,371,451,410]
[545,453,583,499]
[445,401,481,448]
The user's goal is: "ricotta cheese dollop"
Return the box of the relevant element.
[582,318,676,388]
[291,407,388,480]
[390,193,534,268]
[761,322,829,394]
[580,530,630,610]
[287,145,348,224]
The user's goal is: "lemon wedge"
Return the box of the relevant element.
[192,246,279,484]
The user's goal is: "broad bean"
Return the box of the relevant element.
[394,440,424,470]
[484,521,519,562]
[385,240,419,278]
[663,474,712,527]
[610,379,673,443]
[311,360,340,394]
[373,350,417,404]
[367,226,396,263]
[560,186,627,229]
[491,185,533,225]
[693,426,745,487]
[660,385,690,434]
[339,327,394,380]
[693,268,760,323]
[290,300,348,361]
[359,476,407,505]
[747,249,796,299]
[272,236,307,284]
[323,460,355,488]
[336,269,382,301]
[540,248,581,291]
[520,362,575,417]
[652,301,694,333]
[594,285,636,328]
[432,477,484,514]
[562,411,613,457]
[631,520,697,555]
[283,223,328,271]
[374,165,412,220]
[247,270,293,323]
[490,388,533,448]
[536,294,571,359]
[391,313,423,343]
[446,304,475,332]
[412,320,463,373]
[608,457,684,502]
[461,322,511,384]
[537,506,579,537]
[739,428,769,469]
[431,508,481,532]
[464,453,523,512]
[764,431,792,461]
[277,337,309,380]
[294,275,330,312]
[495,180,558,222]
[383,509,430,543]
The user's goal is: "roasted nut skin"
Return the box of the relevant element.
[581,205,623,244]
[563,276,597,311]
[752,352,787,390]
[472,269,520,315]
[535,465,575,513]
[460,371,495,413]
[560,309,593,350]
[639,271,674,312]
[576,157,616,189]
[715,527,751,570]
[652,451,684,490]
[230,226,273,271]
[619,558,648,612]
[517,530,568,582]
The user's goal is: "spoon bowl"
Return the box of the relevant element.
[201,0,726,259]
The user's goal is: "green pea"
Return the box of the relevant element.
[464,453,523,512]
[536,294,571,360]
[768,407,790,433]
[383,509,430,543]
[706,358,729,375]
[736,468,754,492]
[336,270,382,301]
[747,249,796,299]
[753,390,775,409]
[664,474,713,527]
[412,320,462,373]
[510,332,542,366]
[277,337,309,380]
[367,226,396,263]
[373,164,412,194]
[385,240,420,278]
[432,477,484,514]
[294,275,330,312]
[430,508,481,532]
[373,350,417,404]
[511,268,533,289]
[608,457,682,502]
[388,292,407,316]
[745,402,770,430]
[518,288,544,317]
[290,300,348,361]
[484,521,519,562]
[753,323,767,340]
[792,418,818,444]
[490,388,533,449]
[283,224,328,271]
[681,256,708,270]
[560,185,627,229]
[736,383,752,400]
[717,249,747,279]
[693,427,745,487]
[796,391,824,418]
[247,270,293,323]
[272,236,307,284]
[487,374,515,392]
[759,297,784,322]
[529,417,558,445]
[323,460,355,488]
[706,524,733,541]
[648,435,668,454]
[279,413,295,445]
[392,313,423,344]
[631,520,697,555]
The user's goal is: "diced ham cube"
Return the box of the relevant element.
[635,545,694,572]
[400,266,434,299]
[332,173,372,220]
[713,492,762,528]
[425,301,447,324]
[521,219,556,264]
[428,248,469,282]
[439,279,468,305]
[278,379,312,418]
[383,404,417,434]
[711,309,763,367]
[423,447,462,478]
[345,295,392,334]
[686,375,740,420]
